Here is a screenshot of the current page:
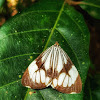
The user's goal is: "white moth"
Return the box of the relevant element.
[22,42,82,94]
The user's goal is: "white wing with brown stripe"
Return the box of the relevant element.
[22,42,82,94]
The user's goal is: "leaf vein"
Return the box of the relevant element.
[0,79,21,89]
[21,10,59,17]
[0,29,49,40]
[0,52,40,62]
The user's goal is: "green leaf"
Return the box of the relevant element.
[0,0,90,99]
[84,73,100,100]
[92,74,100,100]
[80,0,100,19]
[0,0,5,7]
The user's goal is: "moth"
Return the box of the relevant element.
[22,42,82,94]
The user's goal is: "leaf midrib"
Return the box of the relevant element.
[24,1,65,100]
[43,1,65,51]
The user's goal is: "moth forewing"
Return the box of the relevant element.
[21,44,54,89]
[22,42,82,94]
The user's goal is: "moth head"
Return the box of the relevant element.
[54,41,59,46]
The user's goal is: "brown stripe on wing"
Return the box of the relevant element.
[59,60,73,76]
[51,58,73,86]
[53,58,73,78]
[55,74,82,94]
[46,67,52,77]
[36,55,44,68]
[53,70,59,78]
[34,55,52,88]
[36,53,53,79]
[21,68,34,88]
[21,68,46,89]
[51,57,82,93]
[64,58,73,74]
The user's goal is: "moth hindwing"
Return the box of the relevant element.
[22,42,82,94]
